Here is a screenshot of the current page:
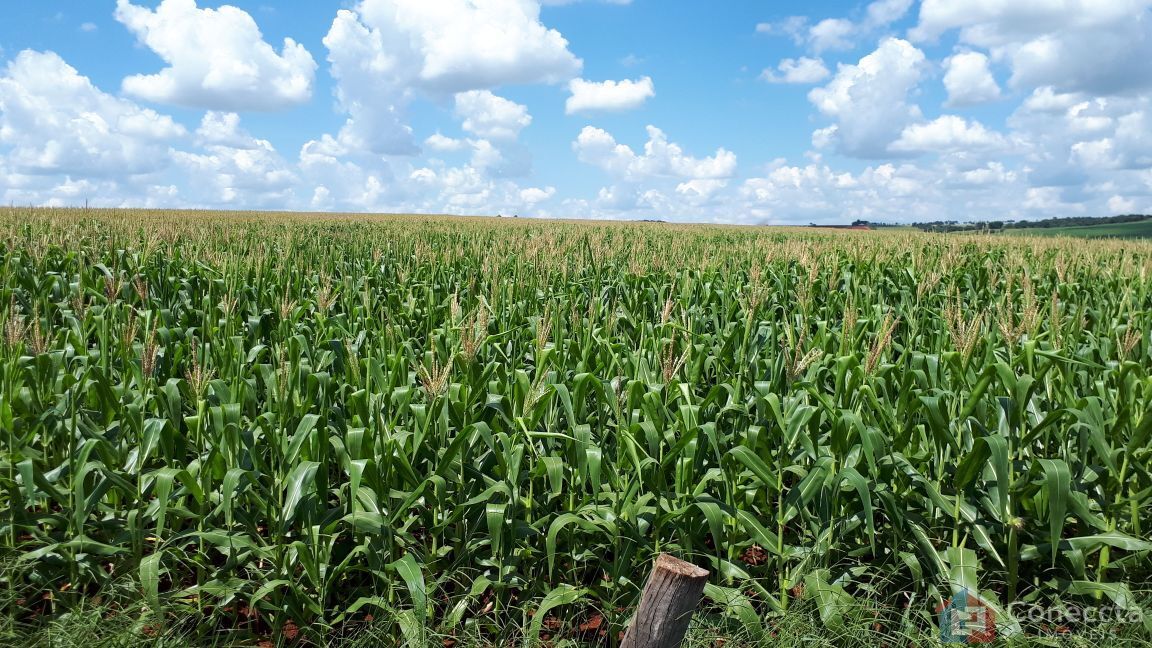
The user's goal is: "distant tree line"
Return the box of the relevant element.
[910,220,1003,233]
[903,214,1151,233]
[802,214,1151,233]
[1000,214,1151,229]
[805,220,902,229]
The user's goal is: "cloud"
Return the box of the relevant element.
[1005,19,1152,96]
[911,0,1152,96]
[196,111,255,148]
[675,178,729,205]
[1070,138,1118,169]
[0,48,556,216]
[761,57,830,84]
[1113,109,1152,168]
[351,0,581,93]
[808,38,927,157]
[574,125,737,181]
[565,77,655,113]
[890,115,1009,154]
[9,3,1152,223]
[319,10,418,155]
[0,51,299,210]
[0,50,184,177]
[737,158,1039,224]
[864,0,916,27]
[1107,194,1138,213]
[1065,100,1114,135]
[315,0,581,156]
[424,133,469,153]
[946,162,1017,188]
[911,0,1148,43]
[114,0,316,111]
[176,113,297,207]
[423,133,536,181]
[809,19,856,53]
[520,186,556,204]
[1009,89,1152,174]
[295,142,554,216]
[540,0,631,4]
[1022,186,1082,211]
[943,51,1001,106]
[1022,86,1084,113]
[467,137,533,179]
[998,85,1152,204]
[436,91,536,178]
[570,125,737,214]
[456,91,532,140]
[755,16,809,43]
[758,0,915,53]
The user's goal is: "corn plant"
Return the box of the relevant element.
[0,207,1150,644]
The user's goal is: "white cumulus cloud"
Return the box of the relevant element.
[314,0,581,157]
[761,58,830,84]
[319,10,418,155]
[574,125,737,181]
[808,38,927,158]
[425,133,469,153]
[0,50,184,177]
[175,112,298,208]
[911,0,1152,96]
[566,77,654,114]
[351,0,581,93]
[520,186,556,204]
[540,0,631,5]
[808,19,856,53]
[572,124,738,215]
[890,115,1009,154]
[758,0,915,53]
[114,0,316,111]
[912,0,1148,43]
[1022,86,1085,113]
[943,51,1001,106]
[455,91,532,141]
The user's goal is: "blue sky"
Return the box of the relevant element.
[1,0,1150,224]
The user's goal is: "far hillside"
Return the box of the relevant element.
[894,214,1152,239]
[1003,218,1152,239]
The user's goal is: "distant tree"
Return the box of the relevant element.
[911,213,1151,233]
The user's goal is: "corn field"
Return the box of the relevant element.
[1,208,1151,644]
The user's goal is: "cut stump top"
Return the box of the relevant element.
[654,554,710,579]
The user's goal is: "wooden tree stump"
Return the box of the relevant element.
[620,554,710,648]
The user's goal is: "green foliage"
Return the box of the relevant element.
[1,208,1151,644]
[1004,219,1152,240]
